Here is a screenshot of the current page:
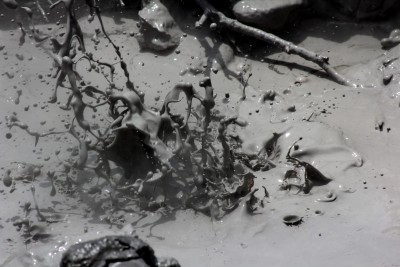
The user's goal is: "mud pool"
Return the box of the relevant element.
[1,0,400,266]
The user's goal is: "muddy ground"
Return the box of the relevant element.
[1,1,400,266]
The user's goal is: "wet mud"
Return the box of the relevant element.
[1,0,400,266]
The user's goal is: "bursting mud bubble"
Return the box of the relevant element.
[1,0,400,266]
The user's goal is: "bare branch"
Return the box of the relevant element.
[194,0,358,87]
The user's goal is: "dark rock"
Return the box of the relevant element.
[136,0,182,51]
[232,0,306,30]
[60,235,180,267]
[2,0,19,9]
[311,0,400,20]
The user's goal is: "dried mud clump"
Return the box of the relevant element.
[60,235,180,267]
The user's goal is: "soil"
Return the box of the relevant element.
[1,1,400,267]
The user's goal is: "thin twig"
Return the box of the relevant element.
[194,0,357,87]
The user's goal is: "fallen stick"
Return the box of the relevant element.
[194,0,357,87]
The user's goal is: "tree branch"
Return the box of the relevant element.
[194,0,357,87]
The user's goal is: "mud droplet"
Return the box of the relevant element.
[5,132,12,139]
[383,74,393,85]
[15,89,22,105]
[15,53,24,61]
[5,72,14,79]
[50,186,56,196]
[287,105,296,112]
[315,210,324,216]
[3,170,12,187]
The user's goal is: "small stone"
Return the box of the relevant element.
[233,0,305,30]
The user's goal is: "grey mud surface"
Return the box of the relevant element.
[1,2,400,267]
